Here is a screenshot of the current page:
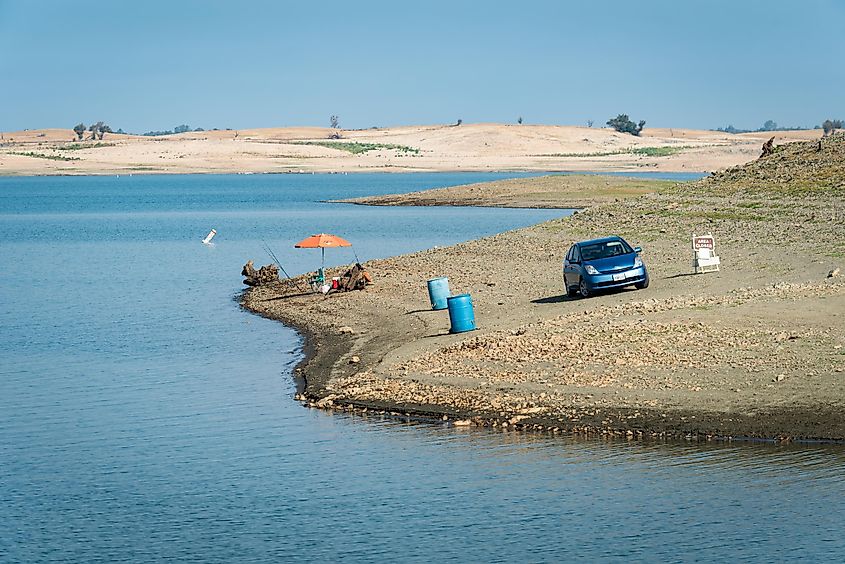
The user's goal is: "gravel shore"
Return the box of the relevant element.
[243,136,845,441]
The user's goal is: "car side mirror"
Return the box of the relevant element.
[634,246,642,254]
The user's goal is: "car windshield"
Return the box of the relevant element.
[580,239,632,261]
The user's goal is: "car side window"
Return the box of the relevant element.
[566,246,573,262]
[572,246,581,262]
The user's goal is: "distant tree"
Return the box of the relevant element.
[587,119,594,128]
[606,114,645,136]
[73,123,86,140]
[517,116,523,125]
[455,119,463,126]
[761,120,778,131]
[88,122,102,140]
[97,124,111,140]
[328,115,341,138]
[193,127,205,132]
[822,119,843,136]
[822,120,834,135]
[174,124,191,134]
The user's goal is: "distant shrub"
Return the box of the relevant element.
[607,114,645,136]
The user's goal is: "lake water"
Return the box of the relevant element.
[2,172,844,563]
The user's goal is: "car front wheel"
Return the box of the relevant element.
[635,274,649,290]
[579,278,591,298]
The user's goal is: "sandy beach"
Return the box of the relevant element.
[0,123,820,176]
[243,135,845,441]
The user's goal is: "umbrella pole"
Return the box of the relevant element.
[321,247,325,271]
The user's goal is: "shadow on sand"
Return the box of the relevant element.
[532,294,576,304]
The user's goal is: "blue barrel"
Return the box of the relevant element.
[427,276,450,310]
[447,294,476,333]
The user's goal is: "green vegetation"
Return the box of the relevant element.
[630,146,687,157]
[540,146,693,158]
[57,142,116,151]
[9,151,81,161]
[607,114,646,136]
[290,141,421,155]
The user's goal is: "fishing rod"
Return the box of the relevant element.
[261,240,292,279]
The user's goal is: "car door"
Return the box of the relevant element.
[570,245,582,285]
[563,245,577,287]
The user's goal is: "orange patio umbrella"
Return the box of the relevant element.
[294,233,352,269]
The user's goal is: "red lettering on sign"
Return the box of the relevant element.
[693,237,715,250]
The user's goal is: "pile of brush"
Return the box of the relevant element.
[241,260,279,286]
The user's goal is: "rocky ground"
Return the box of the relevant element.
[243,134,845,441]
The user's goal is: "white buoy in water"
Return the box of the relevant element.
[202,229,217,245]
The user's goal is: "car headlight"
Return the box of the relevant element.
[585,265,599,275]
[634,257,643,268]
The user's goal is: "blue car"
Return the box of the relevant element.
[563,236,649,298]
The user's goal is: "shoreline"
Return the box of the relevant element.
[0,166,711,179]
[243,281,845,444]
[241,137,845,443]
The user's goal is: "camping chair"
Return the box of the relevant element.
[309,268,326,292]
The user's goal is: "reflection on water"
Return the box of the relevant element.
[2,173,843,563]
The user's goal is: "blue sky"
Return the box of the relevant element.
[1,0,842,133]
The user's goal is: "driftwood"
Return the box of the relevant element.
[242,260,279,286]
[761,136,775,157]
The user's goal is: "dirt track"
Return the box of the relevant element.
[243,136,845,441]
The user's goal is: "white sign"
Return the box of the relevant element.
[692,233,720,274]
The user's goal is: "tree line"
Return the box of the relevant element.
[71,122,209,139]
[716,119,842,135]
